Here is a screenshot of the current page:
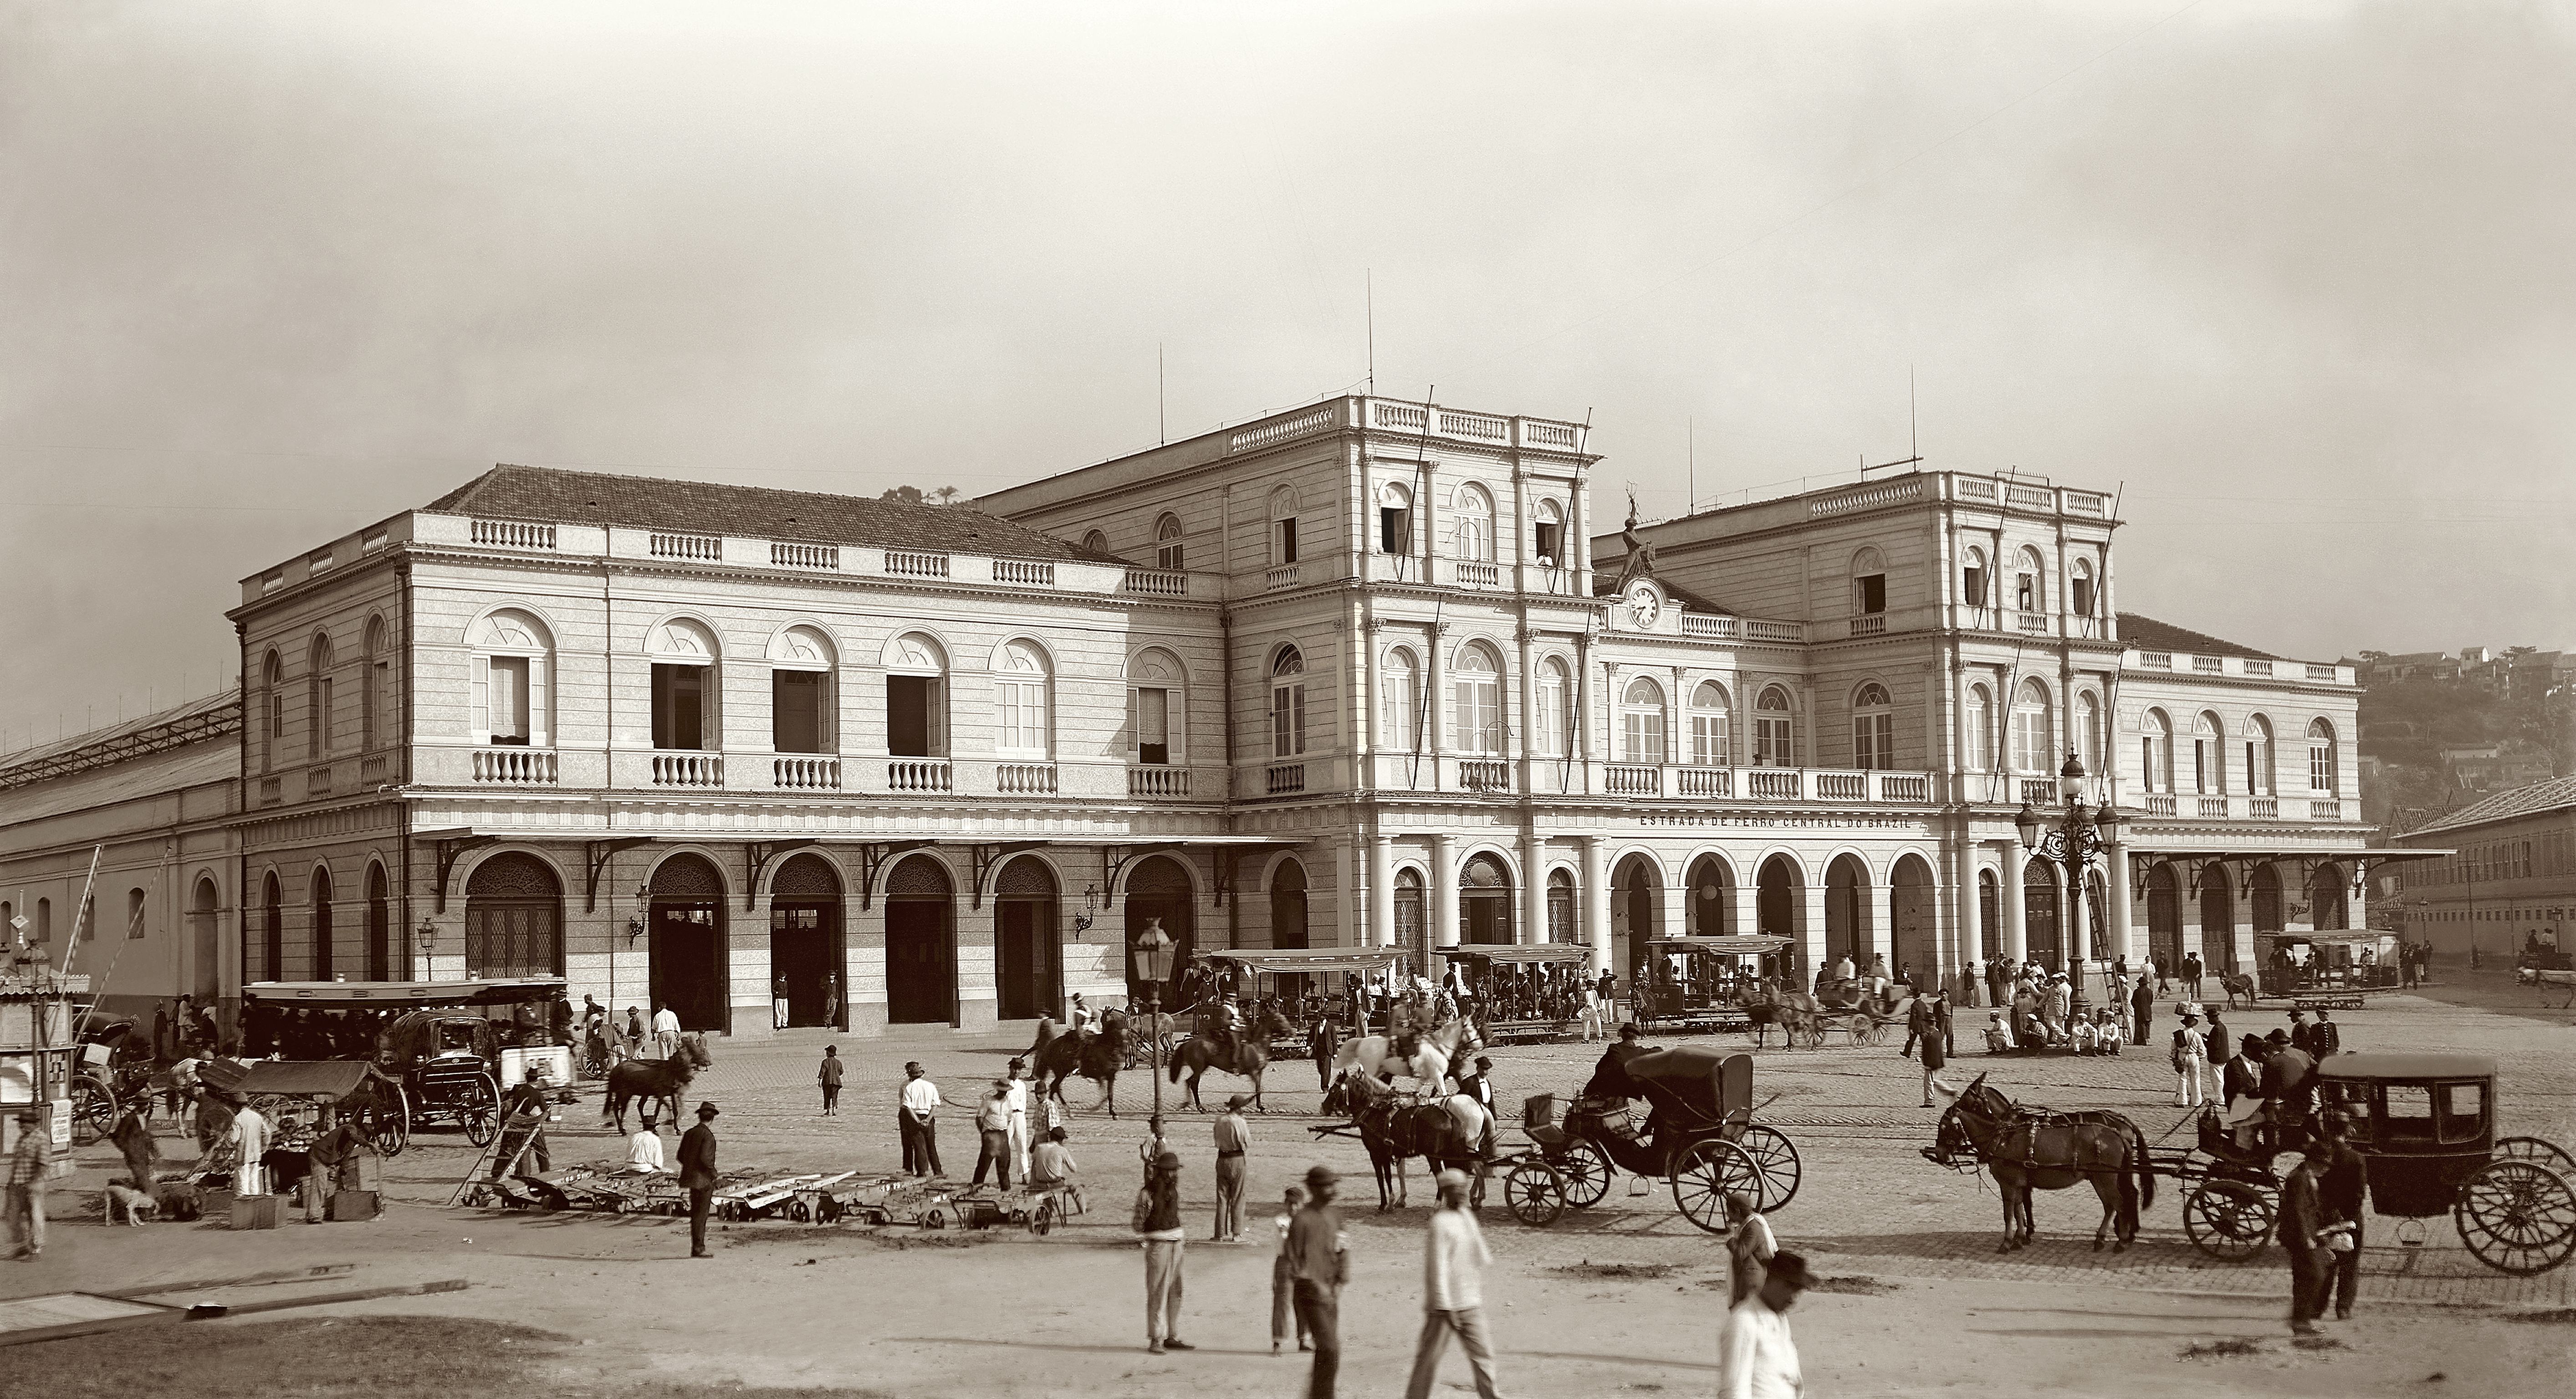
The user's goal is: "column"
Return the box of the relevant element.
[2000,841,2029,961]
[2106,841,2135,963]
[1581,835,1610,974]
[954,893,998,1032]
[1432,834,1461,951]
[1337,840,1360,949]
[1866,876,1894,974]
[1369,835,1395,948]
[847,887,889,1036]
[732,888,778,1038]
[1946,835,1978,966]
[1799,880,1829,989]
[1569,470,1591,598]
[1519,832,1547,944]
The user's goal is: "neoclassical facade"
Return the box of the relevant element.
[219,394,2377,1035]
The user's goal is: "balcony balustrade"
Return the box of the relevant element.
[996,762,1059,795]
[2308,798,2343,820]
[1264,564,1301,590]
[469,518,556,549]
[992,559,1055,587]
[258,776,282,805]
[1458,759,1511,792]
[883,551,950,579]
[650,533,721,561]
[2249,797,2279,818]
[1676,766,1732,797]
[2014,611,2050,635]
[651,753,723,787]
[1848,615,1886,638]
[1813,771,1868,800]
[1878,773,1930,802]
[1129,766,1191,798]
[1746,769,1801,800]
[2143,794,2178,816]
[773,756,840,789]
[770,542,839,569]
[473,748,558,784]
[2020,779,2056,805]
[306,766,333,798]
[1605,764,1661,796]
[2197,796,2229,818]
[359,754,390,783]
[1453,561,1500,588]
[1265,763,1306,795]
[888,759,952,794]
[1122,569,1189,598]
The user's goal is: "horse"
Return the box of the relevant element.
[1030,1012,1132,1118]
[1167,1004,1295,1112]
[602,1034,714,1132]
[2218,973,2261,1009]
[1930,1073,2152,1252]
[1760,988,1830,1049]
[1329,1016,1482,1092]
[1325,1072,1490,1211]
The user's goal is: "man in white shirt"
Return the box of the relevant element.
[623,1120,666,1174]
[899,1062,944,1177]
[650,1003,681,1061]
[1403,1169,1502,1399]
[1717,1250,1810,1399]
[232,1101,272,1196]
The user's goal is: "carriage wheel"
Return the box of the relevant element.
[1670,1138,1764,1236]
[1550,1140,1613,1208]
[458,1076,499,1146]
[1503,1161,1567,1228]
[372,1087,412,1158]
[1852,1018,1886,1048]
[2454,1159,2576,1276]
[788,1200,812,1223]
[70,1078,116,1146]
[922,1208,946,1230]
[1032,1199,1055,1235]
[2497,1137,2576,1176]
[2182,1180,2275,1261]
[1733,1124,1803,1214]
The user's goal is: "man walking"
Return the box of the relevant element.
[2183,952,2205,1002]
[2279,1136,2340,1334]
[1289,1164,1349,1399]
[679,1102,720,1259]
[1309,1015,1337,1092]
[2172,1013,2210,1107]
[1404,1168,1503,1399]
[2320,1113,2367,1319]
[1212,1095,1251,1242]
[650,1001,681,1060]
[4,1108,53,1261]
[1717,1251,1810,1399]
[899,1062,943,1178]
[817,1045,843,1116]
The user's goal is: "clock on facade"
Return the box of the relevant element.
[1625,582,1661,628]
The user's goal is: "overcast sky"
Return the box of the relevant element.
[4,0,2569,752]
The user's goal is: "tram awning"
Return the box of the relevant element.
[1202,948,1405,974]
[1434,945,1595,964]
[199,1058,398,1100]
[2257,932,2392,948]
[1646,935,1794,955]
[243,978,567,1008]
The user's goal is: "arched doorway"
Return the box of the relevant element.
[191,877,221,1000]
[1977,869,2000,963]
[2308,862,2349,932]
[1758,855,1802,983]
[1461,854,1512,944]
[1686,856,1733,938]
[1124,854,1195,1006]
[1546,870,1574,944]
[310,867,333,983]
[2251,863,2284,935]
[644,853,725,1031]
[1269,859,1310,1001]
[995,855,1059,1022]
[2147,863,2181,974]
[365,863,390,982]
[1891,855,1936,985]
[884,855,956,1026]
[467,851,563,982]
[2022,858,2062,971]
[1612,856,1661,993]
[1394,868,1425,966]
[1825,855,1871,971]
[2199,865,2235,974]
[260,873,281,984]
[772,853,845,1029]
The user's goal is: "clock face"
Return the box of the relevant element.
[1626,583,1661,628]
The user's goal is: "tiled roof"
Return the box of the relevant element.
[425,466,1130,565]
[2403,775,2576,837]
[2116,613,2277,661]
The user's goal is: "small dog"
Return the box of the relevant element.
[103,1182,160,1226]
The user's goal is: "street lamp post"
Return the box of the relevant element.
[1133,917,1176,1122]
[2015,752,2121,1015]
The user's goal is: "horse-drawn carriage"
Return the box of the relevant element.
[245,977,574,1147]
[2255,932,2403,1012]
[1439,944,1596,1044]
[1499,1046,1801,1233]
[1633,936,1783,1037]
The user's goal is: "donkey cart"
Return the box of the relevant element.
[1499,1046,1801,1233]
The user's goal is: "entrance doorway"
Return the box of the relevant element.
[1757,856,1801,983]
[884,855,955,1026]
[1461,854,1512,945]
[2200,865,2237,973]
[466,851,564,980]
[2148,863,2181,973]
[647,853,726,1032]
[1825,856,1870,971]
[1269,859,1309,1001]
[769,853,845,1030]
[2023,859,2062,970]
[994,855,1061,1021]
[365,863,391,982]
[1891,855,1936,984]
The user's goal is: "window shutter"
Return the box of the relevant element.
[527,654,550,747]
[819,671,837,753]
[1167,686,1183,764]
[471,658,491,745]
[927,677,945,756]
[1127,687,1139,760]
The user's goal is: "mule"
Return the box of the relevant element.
[1328,1072,1490,1211]
[1031,1012,1132,1118]
[1931,1073,2152,1252]
[2218,973,2261,1009]
[1329,1016,1481,1091]
[1167,1005,1294,1112]
[602,1034,714,1132]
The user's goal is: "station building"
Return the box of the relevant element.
[2392,776,2576,962]
[154,394,2392,1035]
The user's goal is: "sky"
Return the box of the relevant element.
[4,0,2571,752]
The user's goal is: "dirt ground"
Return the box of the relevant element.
[6,969,2572,1397]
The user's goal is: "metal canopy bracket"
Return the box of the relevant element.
[431,834,502,913]
[1104,842,1187,898]
[746,838,824,911]
[583,837,657,913]
[970,841,1049,910]
[858,840,938,911]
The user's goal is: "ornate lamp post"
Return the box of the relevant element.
[2015,751,2121,1014]
[1133,918,1176,1121]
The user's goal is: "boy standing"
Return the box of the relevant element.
[1271,1184,1310,1355]
[817,1045,843,1116]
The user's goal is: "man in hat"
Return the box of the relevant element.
[3,1107,55,1261]
[2223,1034,2269,1148]
[2262,1028,2319,1148]
[1288,1163,1349,1398]
[1404,1168,1501,1399]
[678,1102,720,1258]
[1717,1250,1810,1399]
[1455,1055,1498,1159]
[1212,1094,1251,1242]
[1582,1023,1646,1102]
[971,1079,1013,1191]
[899,1062,942,1178]
[1135,1149,1191,1353]
[2279,1134,2342,1335]
[2171,1014,2210,1107]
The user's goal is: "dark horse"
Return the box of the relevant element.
[1929,1074,2153,1252]
[1167,1005,1295,1112]
[602,1035,714,1132]
[1029,1012,1132,1118]
[1322,1072,1490,1211]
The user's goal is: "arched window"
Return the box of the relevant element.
[2243,715,2275,796]
[1394,867,1425,949]
[1620,676,1667,764]
[310,866,333,982]
[882,631,947,758]
[1851,547,1887,617]
[1452,483,1494,562]
[465,851,563,979]
[261,651,284,773]
[1081,528,1109,554]
[1378,482,1413,555]
[34,897,50,945]
[1381,647,1421,749]
[475,609,556,749]
[2193,712,2225,794]
[992,640,1053,758]
[1852,682,1894,771]
[1129,647,1186,766]
[2307,718,2338,794]
[306,633,334,759]
[647,615,719,751]
[1961,547,1988,609]
[2071,557,2097,618]
[362,616,387,752]
[1452,645,1502,755]
[2009,681,2051,773]
[1963,683,1993,771]
[1533,499,1564,565]
[124,887,145,941]
[1154,513,1184,571]
[2077,692,2104,774]
[1268,485,1299,566]
[2014,547,2044,615]
[2141,709,2173,793]
[1535,658,1570,757]
[1271,646,1307,757]
[1754,686,1794,767]
[1690,681,1731,766]
[1547,869,1575,943]
[259,873,281,984]
[768,624,836,754]
[1977,868,2000,956]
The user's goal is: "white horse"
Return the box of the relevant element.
[1330,1017,1481,1094]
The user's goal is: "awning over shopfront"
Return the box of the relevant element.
[1434,945,1595,964]
[2121,844,2451,887]
[243,978,567,1008]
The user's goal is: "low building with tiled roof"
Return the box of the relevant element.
[2393,774,2576,961]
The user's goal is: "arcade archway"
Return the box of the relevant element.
[884,855,955,1026]
[645,853,724,1031]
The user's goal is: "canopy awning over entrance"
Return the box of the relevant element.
[243,978,567,1008]
[1435,944,1595,964]
[2123,845,2448,887]
[1203,948,1404,974]
[1646,935,1794,955]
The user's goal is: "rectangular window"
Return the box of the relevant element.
[651,664,704,750]
[2310,741,2336,793]
[487,658,529,745]
[1381,671,1418,748]
[1277,519,1298,565]
[772,670,825,753]
[1755,717,1791,767]
[1533,521,1561,564]
[1693,712,1728,766]
[1624,709,1667,765]
[2072,577,2095,616]
[1157,539,1184,571]
[1963,567,1986,607]
[886,675,940,757]
[1856,574,1886,615]
[1138,687,1170,764]
[1272,684,1307,757]
[995,678,1048,754]
[1855,713,1894,770]
[2193,739,2211,794]
[1380,508,1410,555]
[1455,680,1500,755]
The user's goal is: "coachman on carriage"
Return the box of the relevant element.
[1501,1045,1802,1232]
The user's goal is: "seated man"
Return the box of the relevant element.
[1029,1125,1084,1214]
[1581,1023,1646,1102]
[620,1117,666,1174]
[2070,1015,2102,1056]
[1983,1009,2015,1054]
[2096,1008,2125,1055]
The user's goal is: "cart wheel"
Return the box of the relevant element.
[1670,1139,1763,1235]
[1032,1199,1055,1235]
[70,1078,116,1147]
[1733,1123,1804,1214]
[1553,1140,1613,1209]
[2497,1137,2576,1176]
[788,1200,811,1223]
[923,1209,946,1230]
[602,1199,625,1215]
[1503,1161,1567,1228]
[2182,1180,2276,1261]
[2454,1159,2576,1276]
[1800,1020,1828,1050]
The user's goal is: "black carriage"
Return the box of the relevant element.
[1500,1046,1800,1232]
[1436,944,1596,1044]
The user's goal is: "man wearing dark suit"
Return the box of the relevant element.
[679,1101,720,1259]
[2222,1036,2267,1109]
